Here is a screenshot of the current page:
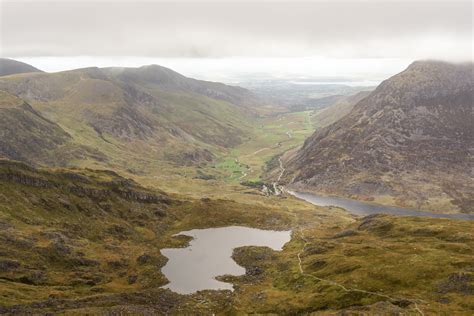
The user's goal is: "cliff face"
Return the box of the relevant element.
[284,61,474,213]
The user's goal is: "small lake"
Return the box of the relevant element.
[289,191,474,221]
[160,226,291,294]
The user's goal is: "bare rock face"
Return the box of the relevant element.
[285,61,473,213]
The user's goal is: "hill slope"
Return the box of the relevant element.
[0,91,72,164]
[0,58,43,76]
[311,91,371,129]
[283,61,474,213]
[0,159,472,314]
[0,63,261,171]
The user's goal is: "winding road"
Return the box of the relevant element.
[272,157,285,195]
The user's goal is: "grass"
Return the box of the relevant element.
[223,214,474,314]
[1,73,473,313]
[0,159,473,314]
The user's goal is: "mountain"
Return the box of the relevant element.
[110,65,259,109]
[0,90,74,164]
[0,58,43,76]
[0,62,261,170]
[283,61,474,213]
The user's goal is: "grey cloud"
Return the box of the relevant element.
[1,1,472,60]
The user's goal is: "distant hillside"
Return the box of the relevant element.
[110,65,259,109]
[243,79,374,112]
[283,61,474,213]
[0,58,43,76]
[311,91,371,129]
[0,62,262,170]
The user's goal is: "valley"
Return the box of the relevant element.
[0,58,473,314]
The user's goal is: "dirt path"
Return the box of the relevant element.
[275,154,426,315]
[250,147,270,156]
[290,217,425,315]
[272,157,285,195]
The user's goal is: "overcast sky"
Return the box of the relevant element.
[0,0,472,82]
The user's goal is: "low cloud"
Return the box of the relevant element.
[1,1,472,61]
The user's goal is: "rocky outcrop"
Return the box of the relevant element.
[0,159,170,204]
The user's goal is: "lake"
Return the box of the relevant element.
[288,190,474,221]
[160,226,291,294]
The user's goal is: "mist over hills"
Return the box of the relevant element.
[283,60,474,213]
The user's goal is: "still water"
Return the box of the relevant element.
[289,191,474,221]
[161,226,291,294]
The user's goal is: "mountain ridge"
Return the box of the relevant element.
[0,58,43,77]
[282,60,474,213]
[0,61,263,170]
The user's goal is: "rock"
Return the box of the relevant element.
[437,272,474,294]
[358,215,393,234]
[0,221,12,230]
[107,259,129,269]
[303,242,334,255]
[153,208,167,217]
[309,259,327,270]
[107,224,131,239]
[0,259,20,271]
[127,275,138,284]
[332,229,357,238]
[246,266,263,276]
[137,254,153,265]
[0,173,54,188]
[19,270,47,285]
[68,258,100,267]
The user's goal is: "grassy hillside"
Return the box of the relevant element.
[0,66,260,173]
[0,159,297,312]
[0,160,472,314]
